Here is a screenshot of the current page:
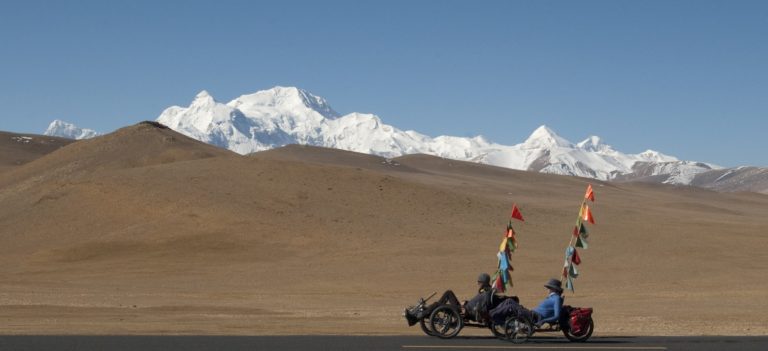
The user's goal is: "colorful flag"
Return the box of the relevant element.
[568,263,579,279]
[576,234,589,249]
[494,275,505,291]
[579,222,589,239]
[582,205,595,224]
[511,204,525,222]
[584,184,595,202]
[572,248,582,265]
[498,251,509,271]
[565,275,575,292]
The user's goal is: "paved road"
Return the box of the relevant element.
[0,335,766,351]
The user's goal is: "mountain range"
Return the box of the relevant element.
[43,86,768,194]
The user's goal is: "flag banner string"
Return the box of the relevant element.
[561,184,596,293]
[492,204,524,292]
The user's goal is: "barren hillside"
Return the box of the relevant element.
[0,123,766,335]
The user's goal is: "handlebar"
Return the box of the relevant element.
[421,292,437,304]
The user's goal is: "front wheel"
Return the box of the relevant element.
[504,316,533,343]
[429,305,463,339]
[563,317,594,342]
[419,316,435,336]
[490,321,506,338]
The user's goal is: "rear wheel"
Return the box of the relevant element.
[429,305,463,339]
[563,317,594,342]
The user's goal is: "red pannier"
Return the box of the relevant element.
[568,307,593,335]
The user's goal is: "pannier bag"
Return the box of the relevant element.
[568,307,593,335]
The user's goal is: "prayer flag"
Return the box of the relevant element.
[494,275,505,291]
[584,184,595,202]
[576,234,589,249]
[582,205,595,224]
[568,263,579,279]
[579,222,589,239]
[579,223,589,238]
[498,252,509,271]
[511,204,525,222]
[572,248,581,265]
[565,275,575,292]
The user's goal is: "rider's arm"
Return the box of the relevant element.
[537,295,562,324]
[551,295,561,322]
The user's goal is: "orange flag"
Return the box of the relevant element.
[506,226,516,238]
[584,184,595,202]
[582,205,595,224]
[511,204,525,222]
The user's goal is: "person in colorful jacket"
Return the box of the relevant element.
[531,278,563,326]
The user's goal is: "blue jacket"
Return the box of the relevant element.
[531,292,562,324]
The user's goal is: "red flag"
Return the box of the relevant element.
[584,184,595,202]
[582,205,595,224]
[510,204,525,222]
[494,275,505,291]
[572,226,579,237]
[572,249,581,265]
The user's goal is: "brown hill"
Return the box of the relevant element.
[0,131,74,173]
[0,124,767,336]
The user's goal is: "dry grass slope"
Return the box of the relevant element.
[0,131,73,174]
[0,122,766,336]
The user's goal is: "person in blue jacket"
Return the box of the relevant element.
[531,278,563,326]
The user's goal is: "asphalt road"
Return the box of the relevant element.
[0,335,766,351]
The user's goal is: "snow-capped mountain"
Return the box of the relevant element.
[45,86,745,189]
[44,120,100,139]
[153,87,720,185]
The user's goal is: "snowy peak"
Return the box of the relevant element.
[44,120,100,140]
[227,86,338,119]
[578,136,610,152]
[156,90,245,141]
[192,90,216,106]
[522,125,573,148]
[637,149,678,163]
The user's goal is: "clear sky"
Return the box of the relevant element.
[1,0,766,167]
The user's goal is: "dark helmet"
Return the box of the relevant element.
[477,273,491,286]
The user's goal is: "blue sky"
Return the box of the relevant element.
[1,0,766,167]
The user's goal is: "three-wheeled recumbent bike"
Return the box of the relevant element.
[404,292,594,343]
